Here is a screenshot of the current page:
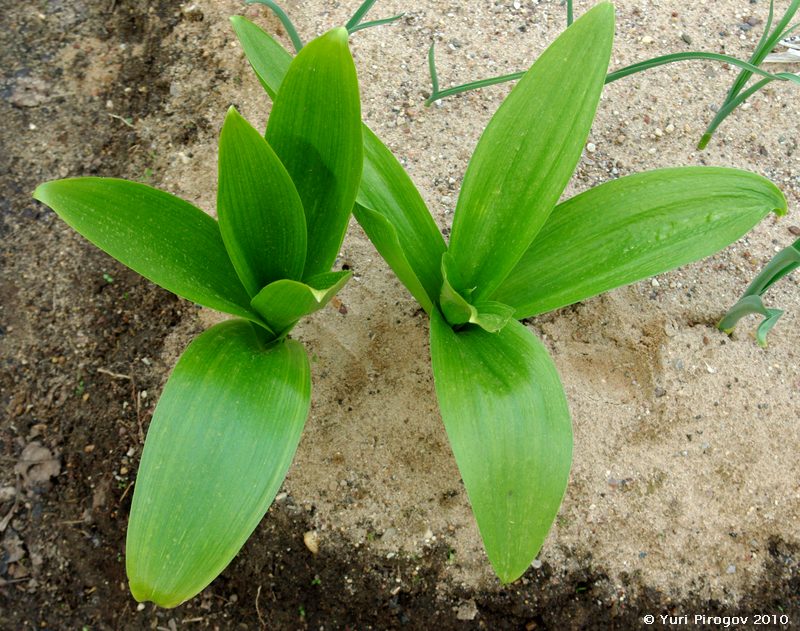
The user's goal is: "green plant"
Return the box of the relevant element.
[235,3,786,582]
[425,0,800,149]
[33,28,362,607]
[718,237,799,345]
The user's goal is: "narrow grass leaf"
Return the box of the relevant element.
[352,203,435,313]
[33,178,258,322]
[718,237,799,345]
[718,295,784,347]
[430,311,572,583]
[218,107,307,296]
[229,16,292,99]
[251,271,351,334]
[492,168,787,318]
[243,0,304,53]
[266,27,362,278]
[448,3,615,301]
[126,320,311,608]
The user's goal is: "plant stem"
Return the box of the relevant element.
[425,51,800,106]
[349,13,405,34]
[700,0,800,145]
[566,0,573,26]
[717,238,800,346]
[346,0,380,32]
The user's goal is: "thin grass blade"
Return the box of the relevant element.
[448,3,615,301]
[718,237,800,345]
[244,0,304,52]
[266,28,362,278]
[33,178,259,323]
[430,311,572,583]
[491,168,787,319]
[349,14,405,34]
[345,0,380,31]
[126,320,311,607]
[218,107,306,296]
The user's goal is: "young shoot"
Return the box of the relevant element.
[34,27,363,607]
[718,237,800,346]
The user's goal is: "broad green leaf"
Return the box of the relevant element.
[429,311,572,582]
[448,3,615,301]
[251,271,351,334]
[229,15,292,99]
[492,167,788,318]
[231,18,446,299]
[126,319,311,608]
[218,107,307,296]
[33,178,259,323]
[266,27,362,278]
[352,203,435,313]
[357,127,446,306]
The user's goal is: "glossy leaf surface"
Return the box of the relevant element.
[266,27,362,277]
[251,271,351,334]
[448,3,615,301]
[127,320,311,607]
[33,178,258,322]
[218,107,307,296]
[492,168,787,318]
[430,311,572,582]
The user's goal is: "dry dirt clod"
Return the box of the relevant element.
[13,442,61,490]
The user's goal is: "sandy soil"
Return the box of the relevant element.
[2,0,799,627]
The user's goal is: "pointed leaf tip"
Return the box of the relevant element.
[430,314,572,582]
[330,26,350,42]
[447,0,615,300]
[266,27,362,277]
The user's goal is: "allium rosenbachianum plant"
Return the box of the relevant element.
[236,3,786,582]
[33,28,362,607]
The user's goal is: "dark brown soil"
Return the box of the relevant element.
[2,1,799,629]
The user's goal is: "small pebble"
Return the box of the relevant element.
[303,530,320,555]
[531,559,543,569]
[642,36,654,44]
[586,142,597,153]
[727,564,736,574]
